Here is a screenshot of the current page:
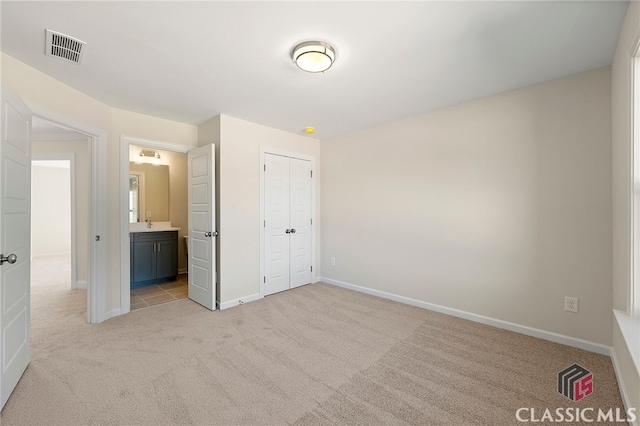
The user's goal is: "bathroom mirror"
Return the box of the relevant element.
[129,162,169,223]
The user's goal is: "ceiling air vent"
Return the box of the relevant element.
[45,29,86,64]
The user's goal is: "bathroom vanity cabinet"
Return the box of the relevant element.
[130,230,178,287]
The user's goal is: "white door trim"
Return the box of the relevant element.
[119,136,193,315]
[32,154,77,289]
[27,104,107,324]
[259,146,317,298]
[632,52,640,317]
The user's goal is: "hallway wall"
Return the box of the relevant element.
[31,163,71,257]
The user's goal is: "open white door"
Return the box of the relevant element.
[187,144,216,310]
[0,85,31,409]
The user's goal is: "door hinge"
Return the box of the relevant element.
[264,220,266,227]
[95,235,100,242]
[311,170,313,178]
[263,276,266,283]
[310,218,312,225]
[264,164,266,171]
[310,266,313,272]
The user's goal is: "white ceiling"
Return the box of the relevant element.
[1,1,629,140]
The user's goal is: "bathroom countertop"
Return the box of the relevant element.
[129,227,181,233]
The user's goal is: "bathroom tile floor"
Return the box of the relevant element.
[130,274,188,311]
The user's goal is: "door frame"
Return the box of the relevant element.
[119,136,193,314]
[31,154,78,289]
[259,146,317,298]
[28,105,107,324]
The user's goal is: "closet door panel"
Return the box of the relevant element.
[289,158,312,288]
[264,154,291,295]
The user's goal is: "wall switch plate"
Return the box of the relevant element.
[330,257,336,266]
[564,297,579,313]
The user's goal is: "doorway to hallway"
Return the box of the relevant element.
[31,158,86,327]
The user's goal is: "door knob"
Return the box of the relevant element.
[0,253,17,265]
[204,232,211,237]
[285,229,291,234]
[290,228,296,234]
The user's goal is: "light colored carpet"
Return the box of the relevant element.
[1,269,625,425]
[29,255,87,340]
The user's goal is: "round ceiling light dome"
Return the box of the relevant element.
[292,41,336,73]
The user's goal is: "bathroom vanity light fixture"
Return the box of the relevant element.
[292,41,336,73]
[137,149,162,166]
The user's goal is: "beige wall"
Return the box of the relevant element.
[322,67,612,345]
[31,165,71,256]
[611,0,640,414]
[206,114,320,305]
[3,53,199,314]
[32,140,90,283]
[161,149,188,272]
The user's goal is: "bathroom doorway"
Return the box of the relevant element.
[123,140,191,311]
[31,159,87,329]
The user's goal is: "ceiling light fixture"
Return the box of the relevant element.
[137,149,162,166]
[292,41,336,73]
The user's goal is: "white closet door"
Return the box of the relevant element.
[288,158,312,288]
[264,154,291,295]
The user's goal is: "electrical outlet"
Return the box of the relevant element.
[564,297,579,313]
[330,257,336,266]
[146,211,152,218]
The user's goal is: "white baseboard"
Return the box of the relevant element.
[178,268,188,275]
[320,277,612,356]
[76,280,87,290]
[219,293,262,310]
[105,308,123,320]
